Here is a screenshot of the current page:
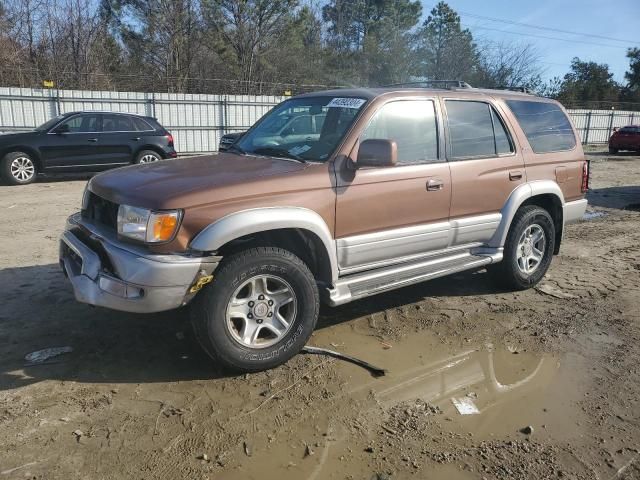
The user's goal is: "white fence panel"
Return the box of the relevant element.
[0,87,285,153]
[0,87,637,151]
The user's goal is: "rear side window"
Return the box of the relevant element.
[506,100,576,153]
[445,100,514,159]
[102,114,135,132]
[360,100,438,165]
[132,117,154,131]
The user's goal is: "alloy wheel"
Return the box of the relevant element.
[139,154,159,163]
[10,156,35,182]
[516,224,546,274]
[225,274,297,349]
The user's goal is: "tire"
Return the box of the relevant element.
[608,146,618,154]
[134,150,161,164]
[489,205,555,290]
[1,151,37,185]
[190,246,319,372]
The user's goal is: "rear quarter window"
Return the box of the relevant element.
[506,100,576,153]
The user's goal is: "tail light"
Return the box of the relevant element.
[581,160,589,193]
[165,133,174,147]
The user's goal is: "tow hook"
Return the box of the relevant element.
[189,273,214,293]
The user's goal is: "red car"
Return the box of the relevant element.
[609,125,640,153]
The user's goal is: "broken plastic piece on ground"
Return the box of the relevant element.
[583,211,607,220]
[451,396,480,415]
[301,345,387,377]
[24,346,73,365]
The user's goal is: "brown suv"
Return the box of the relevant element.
[59,86,588,372]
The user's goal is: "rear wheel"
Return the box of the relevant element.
[1,152,37,185]
[135,150,161,164]
[489,205,555,290]
[190,247,319,372]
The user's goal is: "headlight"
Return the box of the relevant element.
[117,205,181,243]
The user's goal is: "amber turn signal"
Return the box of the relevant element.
[148,211,180,242]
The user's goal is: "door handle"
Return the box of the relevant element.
[132,137,141,141]
[88,138,98,142]
[426,178,444,191]
[509,170,523,181]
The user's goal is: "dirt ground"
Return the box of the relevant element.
[1,148,640,480]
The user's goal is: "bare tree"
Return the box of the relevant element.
[473,41,543,90]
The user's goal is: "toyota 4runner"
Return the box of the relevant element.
[59,86,588,372]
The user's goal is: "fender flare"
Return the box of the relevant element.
[488,180,565,248]
[190,207,339,283]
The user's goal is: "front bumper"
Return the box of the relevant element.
[59,213,220,313]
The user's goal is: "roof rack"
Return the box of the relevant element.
[383,80,473,90]
[496,86,533,94]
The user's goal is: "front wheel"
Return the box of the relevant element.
[1,152,37,185]
[608,146,619,154]
[190,247,319,372]
[489,205,555,290]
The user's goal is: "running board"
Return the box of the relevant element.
[326,250,502,306]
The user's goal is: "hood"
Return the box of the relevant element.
[89,152,308,210]
[0,131,37,139]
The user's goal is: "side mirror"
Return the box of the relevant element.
[613,127,619,132]
[355,139,398,168]
[54,124,70,134]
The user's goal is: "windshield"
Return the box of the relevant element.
[235,96,367,162]
[35,115,65,132]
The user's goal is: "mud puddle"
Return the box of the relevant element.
[222,326,589,480]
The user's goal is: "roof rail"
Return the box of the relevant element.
[496,86,533,94]
[383,80,473,90]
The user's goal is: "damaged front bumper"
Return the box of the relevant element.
[59,213,220,313]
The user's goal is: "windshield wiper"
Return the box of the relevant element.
[251,147,306,163]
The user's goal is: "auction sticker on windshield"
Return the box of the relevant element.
[327,98,366,109]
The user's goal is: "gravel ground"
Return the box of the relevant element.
[1,148,639,479]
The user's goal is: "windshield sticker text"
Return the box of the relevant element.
[326,98,366,109]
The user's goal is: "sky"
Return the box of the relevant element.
[424,0,640,83]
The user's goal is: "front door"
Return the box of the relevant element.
[41,113,103,168]
[441,98,525,246]
[335,98,452,272]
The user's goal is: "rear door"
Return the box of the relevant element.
[335,98,452,272]
[98,114,139,165]
[441,98,524,246]
[40,113,102,168]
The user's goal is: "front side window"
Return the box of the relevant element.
[506,100,576,153]
[236,96,367,162]
[360,100,438,164]
[59,114,100,133]
[445,100,514,159]
[102,114,135,132]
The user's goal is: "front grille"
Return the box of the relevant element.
[82,192,119,231]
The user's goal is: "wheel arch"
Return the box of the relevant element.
[0,145,43,170]
[190,207,339,284]
[489,181,565,252]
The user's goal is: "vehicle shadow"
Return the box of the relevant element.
[0,263,234,392]
[0,263,504,391]
[587,186,640,210]
[318,268,504,329]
